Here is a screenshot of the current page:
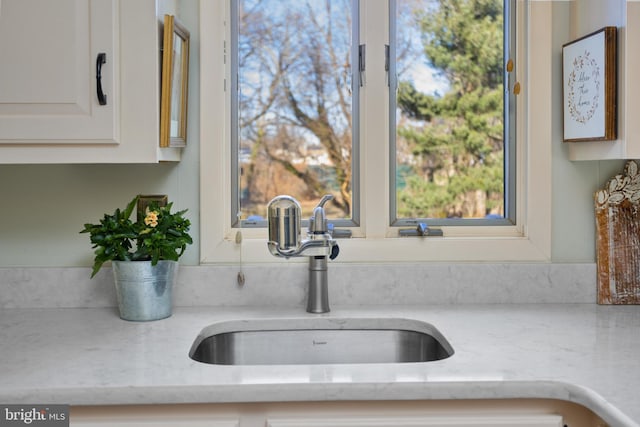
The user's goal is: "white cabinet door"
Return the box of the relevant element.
[70,404,240,427]
[72,419,239,427]
[0,0,117,143]
[266,414,564,427]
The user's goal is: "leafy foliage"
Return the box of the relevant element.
[80,196,192,278]
[396,0,505,219]
[136,201,192,265]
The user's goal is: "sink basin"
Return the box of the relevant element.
[189,318,454,365]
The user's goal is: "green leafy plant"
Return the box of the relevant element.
[80,196,192,278]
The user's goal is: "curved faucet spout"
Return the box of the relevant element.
[310,194,334,235]
[316,194,334,208]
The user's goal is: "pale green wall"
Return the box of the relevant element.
[0,163,199,267]
[0,2,628,266]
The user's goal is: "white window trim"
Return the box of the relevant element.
[200,0,551,264]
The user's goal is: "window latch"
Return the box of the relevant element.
[384,44,389,86]
[399,223,443,237]
[358,44,366,87]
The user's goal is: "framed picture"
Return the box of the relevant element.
[562,26,617,142]
[136,195,168,222]
[160,15,190,148]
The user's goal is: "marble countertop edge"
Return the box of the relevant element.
[1,381,635,427]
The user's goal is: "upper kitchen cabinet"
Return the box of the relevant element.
[0,0,181,163]
[568,0,640,161]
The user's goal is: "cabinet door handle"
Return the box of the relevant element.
[96,53,107,105]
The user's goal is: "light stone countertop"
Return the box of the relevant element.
[0,304,639,426]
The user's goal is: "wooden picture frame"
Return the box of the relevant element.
[136,195,168,222]
[160,15,190,148]
[562,26,617,142]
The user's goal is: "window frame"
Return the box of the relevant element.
[200,0,553,264]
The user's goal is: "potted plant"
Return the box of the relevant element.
[80,195,192,321]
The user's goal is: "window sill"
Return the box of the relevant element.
[201,233,550,264]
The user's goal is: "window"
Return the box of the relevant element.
[390,0,516,227]
[231,0,514,230]
[200,0,553,263]
[231,0,359,227]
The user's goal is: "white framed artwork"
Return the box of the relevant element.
[562,26,617,142]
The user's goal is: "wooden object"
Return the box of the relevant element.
[595,160,640,304]
[160,14,190,148]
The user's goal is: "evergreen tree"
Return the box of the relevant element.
[397,0,504,218]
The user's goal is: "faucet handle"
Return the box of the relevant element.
[329,243,340,260]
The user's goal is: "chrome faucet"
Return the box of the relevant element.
[267,195,339,313]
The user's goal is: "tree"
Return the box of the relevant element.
[396,0,505,218]
[238,0,353,218]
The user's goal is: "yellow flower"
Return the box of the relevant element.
[144,211,158,227]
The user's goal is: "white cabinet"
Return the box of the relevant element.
[266,415,563,427]
[71,400,608,427]
[73,421,237,427]
[71,405,240,427]
[0,0,181,163]
[71,411,562,427]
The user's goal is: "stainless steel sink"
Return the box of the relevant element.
[189,318,454,365]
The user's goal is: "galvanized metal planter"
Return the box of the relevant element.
[112,260,178,321]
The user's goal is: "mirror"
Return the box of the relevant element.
[160,14,190,148]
